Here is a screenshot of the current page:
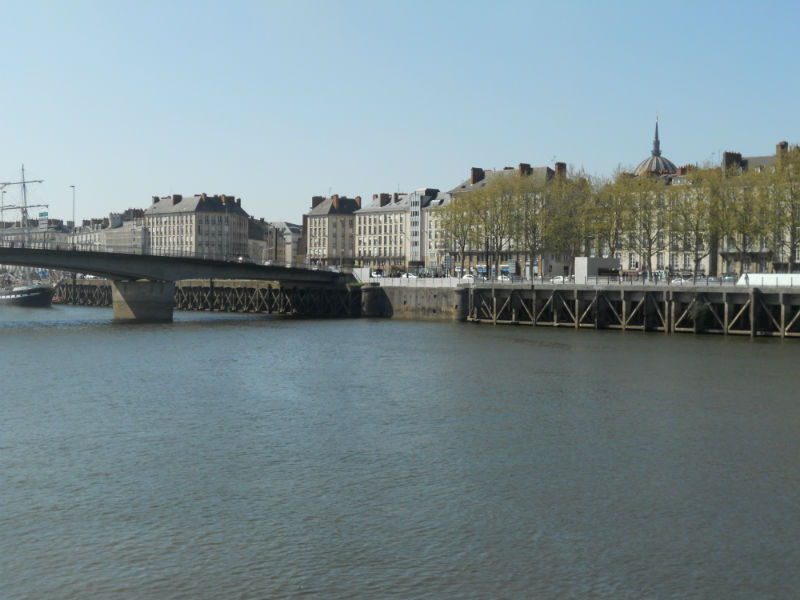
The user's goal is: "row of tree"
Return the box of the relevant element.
[440,146,800,277]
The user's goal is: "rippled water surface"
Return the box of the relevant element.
[1,305,799,599]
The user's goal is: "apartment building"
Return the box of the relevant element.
[304,194,360,267]
[447,162,558,277]
[421,191,452,274]
[144,194,249,260]
[355,193,409,273]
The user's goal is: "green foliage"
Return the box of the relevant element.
[438,150,800,276]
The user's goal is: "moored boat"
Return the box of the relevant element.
[0,284,54,307]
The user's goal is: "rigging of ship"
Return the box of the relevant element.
[0,165,54,307]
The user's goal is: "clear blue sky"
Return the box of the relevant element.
[2,0,798,224]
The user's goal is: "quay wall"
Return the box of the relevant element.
[53,278,800,338]
[361,283,468,321]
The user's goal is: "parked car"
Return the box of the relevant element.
[370,272,384,278]
[496,274,510,281]
[400,272,417,278]
[550,275,567,283]
[461,274,475,281]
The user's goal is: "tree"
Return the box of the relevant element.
[670,167,720,279]
[471,176,517,278]
[766,145,800,271]
[542,171,593,276]
[717,165,769,274]
[589,173,629,259]
[441,192,477,276]
[611,172,668,274]
[512,173,547,278]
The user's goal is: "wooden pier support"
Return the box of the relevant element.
[466,283,800,339]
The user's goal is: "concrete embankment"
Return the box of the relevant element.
[361,282,468,321]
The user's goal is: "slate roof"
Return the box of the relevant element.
[634,154,678,176]
[144,194,248,216]
[448,166,554,194]
[426,191,452,209]
[270,221,302,234]
[634,120,678,176]
[741,154,777,170]
[306,196,360,216]
[357,194,411,213]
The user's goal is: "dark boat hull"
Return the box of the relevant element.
[0,286,54,307]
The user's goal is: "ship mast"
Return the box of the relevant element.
[0,165,45,238]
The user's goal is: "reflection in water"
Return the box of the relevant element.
[2,306,798,598]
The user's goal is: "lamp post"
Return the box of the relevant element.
[70,185,76,248]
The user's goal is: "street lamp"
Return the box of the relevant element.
[70,185,76,248]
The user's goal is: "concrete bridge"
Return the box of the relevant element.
[0,246,351,322]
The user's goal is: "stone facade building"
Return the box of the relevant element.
[144,194,249,260]
[304,194,361,267]
[421,191,452,274]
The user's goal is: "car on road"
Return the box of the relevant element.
[550,275,568,283]
[400,272,417,278]
[461,274,475,282]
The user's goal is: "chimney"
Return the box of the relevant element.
[355,196,362,209]
[236,198,241,207]
[332,194,339,211]
[302,214,308,235]
[518,163,532,176]
[311,195,325,208]
[555,162,567,178]
[152,196,159,204]
[380,193,391,207]
[778,141,789,154]
[471,167,485,184]
[722,151,742,171]
[393,193,399,203]
[172,194,182,205]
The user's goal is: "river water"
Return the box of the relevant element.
[1,305,798,599]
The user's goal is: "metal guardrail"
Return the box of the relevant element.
[361,274,800,289]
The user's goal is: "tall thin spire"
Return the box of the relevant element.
[652,118,661,157]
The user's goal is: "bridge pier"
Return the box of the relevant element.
[111,280,175,323]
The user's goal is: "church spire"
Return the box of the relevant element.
[652,117,661,157]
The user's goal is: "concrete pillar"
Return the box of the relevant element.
[361,284,389,318]
[780,293,786,339]
[111,280,175,323]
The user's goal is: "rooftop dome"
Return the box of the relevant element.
[634,120,677,176]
